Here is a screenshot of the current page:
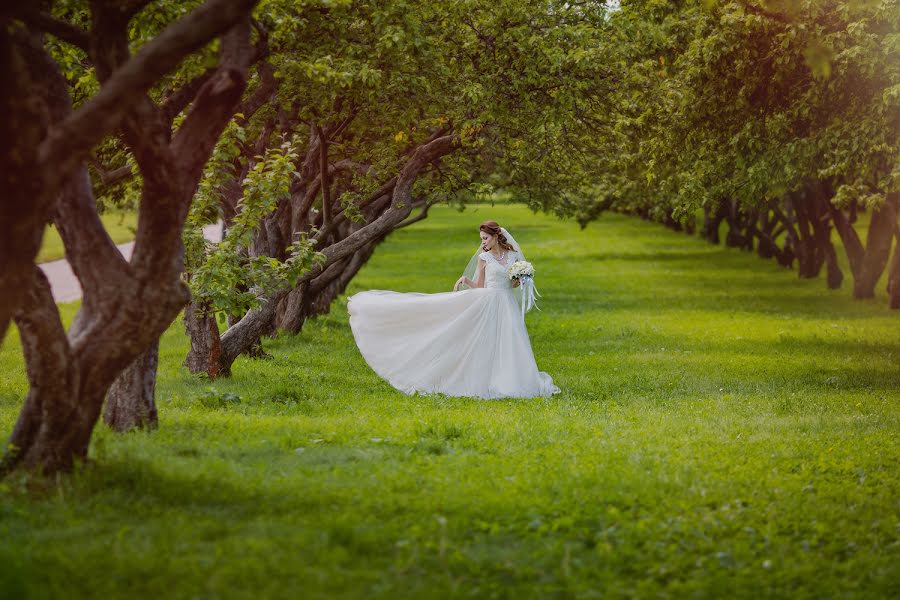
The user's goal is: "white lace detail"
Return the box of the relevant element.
[480,251,519,289]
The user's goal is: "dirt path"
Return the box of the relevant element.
[39,222,223,303]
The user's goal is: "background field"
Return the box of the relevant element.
[1,204,898,598]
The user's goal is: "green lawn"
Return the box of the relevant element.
[37,211,137,263]
[1,205,898,599]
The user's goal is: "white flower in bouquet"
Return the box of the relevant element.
[507,260,535,281]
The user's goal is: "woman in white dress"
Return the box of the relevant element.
[347,220,560,399]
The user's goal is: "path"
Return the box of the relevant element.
[39,222,223,303]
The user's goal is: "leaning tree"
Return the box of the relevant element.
[1,0,618,472]
[175,0,618,378]
[0,0,261,473]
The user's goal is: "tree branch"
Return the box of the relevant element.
[88,158,134,187]
[2,267,75,474]
[171,16,254,185]
[54,164,131,297]
[160,68,216,123]
[10,9,91,51]
[395,198,435,229]
[38,0,260,188]
[316,124,332,230]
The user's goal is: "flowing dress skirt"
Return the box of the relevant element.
[348,287,559,399]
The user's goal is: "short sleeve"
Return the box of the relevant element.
[479,251,491,262]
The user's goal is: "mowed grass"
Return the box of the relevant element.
[37,210,137,263]
[1,204,898,599]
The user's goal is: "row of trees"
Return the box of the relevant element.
[552,0,900,307]
[3,0,894,475]
[1,0,613,473]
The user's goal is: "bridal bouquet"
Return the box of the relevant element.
[507,260,535,282]
[507,260,540,316]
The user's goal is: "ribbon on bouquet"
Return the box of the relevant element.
[519,274,541,318]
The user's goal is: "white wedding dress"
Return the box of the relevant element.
[348,249,560,399]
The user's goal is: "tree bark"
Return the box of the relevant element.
[218,290,286,374]
[702,205,719,244]
[888,227,900,309]
[228,312,270,359]
[853,195,898,298]
[755,206,781,259]
[791,192,824,278]
[104,339,160,431]
[0,27,49,346]
[814,209,843,291]
[3,9,257,474]
[277,283,310,334]
[0,1,260,348]
[830,192,899,299]
[724,199,752,250]
[183,300,224,378]
[1,268,78,474]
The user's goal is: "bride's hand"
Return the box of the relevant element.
[454,276,467,291]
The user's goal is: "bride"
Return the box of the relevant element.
[347,220,560,399]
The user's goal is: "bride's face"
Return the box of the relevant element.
[480,230,496,251]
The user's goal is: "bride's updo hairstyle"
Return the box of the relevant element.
[480,221,516,252]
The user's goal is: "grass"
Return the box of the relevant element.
[37,211,138,263]
[1,204,898,599]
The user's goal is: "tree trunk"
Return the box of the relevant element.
[0,28,50,346]
[183,300,224,377]
[2,9,258,476]
[831,192,899,299]
[888,228,900,309]
[809,188,842,289]
[2,268,79,474]
[104,339,159,431]
[228,312,270,358]
[823,239,843,290]
[218,291,286,375]
[787,189,826,279]
[756,207,780,259]
[703,204,725,244]
[725,199,750,249]
[277,283,310,334]
[853,195,898,299]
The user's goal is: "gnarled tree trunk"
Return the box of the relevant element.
[831,192,899,299]
[184,300,223,377]
[3,5,257,474]
[702,203,726,244]
[104,339,160,431]
[790,191,825,279]
[888,227,900,309]
[2,268,79,473]
[277,283,310,334]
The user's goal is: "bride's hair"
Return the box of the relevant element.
[480,221,516,251]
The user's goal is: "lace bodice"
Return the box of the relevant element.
[480,251,521,289]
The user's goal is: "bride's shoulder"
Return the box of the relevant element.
[478,251,491,261]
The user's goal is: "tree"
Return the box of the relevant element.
[1,0,260,474]
[179,0,618,376]
[560,0,899,306]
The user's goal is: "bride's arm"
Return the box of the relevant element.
[454,259,486,290]
[473,259,486,288]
